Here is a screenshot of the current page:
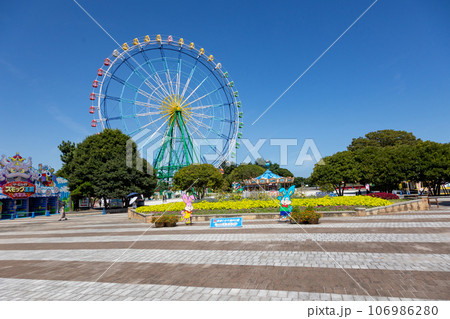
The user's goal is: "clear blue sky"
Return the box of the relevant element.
[1,0,449,177]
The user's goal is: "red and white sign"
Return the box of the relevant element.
[2,181,36,199]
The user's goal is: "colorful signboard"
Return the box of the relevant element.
[2,181,36,199]
[210,217,243,228]
[79,198,90,208]
[110,199,123,208]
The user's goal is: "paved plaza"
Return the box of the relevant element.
[0,207,449,301]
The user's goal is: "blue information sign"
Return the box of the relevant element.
[210,217,243,228]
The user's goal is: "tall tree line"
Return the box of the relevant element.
[310,130,450,195]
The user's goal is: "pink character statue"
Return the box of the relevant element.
[181,193,195,225]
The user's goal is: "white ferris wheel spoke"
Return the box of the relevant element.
[166,72,175,97]
[183,123,202,160]
[191,116,226,141]
[141,114,169,130]
[135,70,167,102]
[140,82,167,102]
[189,116,212,130]
[119,56,169,100]
[135,118,171,152]
[134,100,162,109]
[103,96,162,111]
[136,88,164,104]
[135,110,163,117]
[188,102,229,111]
[181,73,212,105]
[136,71,168,102]
[106,72,163,104]
[160,49,176,97]
[145,67,171,99]
[186,121,208,138]
[190,112,214,119]
[131,58,171,101]
[137,46,169,96]
[186,122,221,157]
[175,51,182,97]
[181,62,198,99]
[183,86,222,106]
[132,49,172,98]
[209,127,227,139]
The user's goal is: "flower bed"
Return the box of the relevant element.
[366,192,399,200]
[136,196,391,214]
[290,206,322,224]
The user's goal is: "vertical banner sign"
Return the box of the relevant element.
[210,217,243,228]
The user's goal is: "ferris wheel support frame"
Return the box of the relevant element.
[154,110,199,180]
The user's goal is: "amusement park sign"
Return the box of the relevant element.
[2,181,36,199]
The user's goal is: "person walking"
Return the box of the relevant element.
[58,201,67,221]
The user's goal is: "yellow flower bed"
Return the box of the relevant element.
[136,196,391,213]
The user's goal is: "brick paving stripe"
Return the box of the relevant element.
[0,221,449,238]
[0,260,447,300]
[0,232,447,244]
[0,277,422,301]
[0,241,447,254]
[1,249,448,271]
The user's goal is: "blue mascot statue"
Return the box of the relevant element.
[277,185,295,222]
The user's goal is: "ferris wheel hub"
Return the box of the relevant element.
[160,94,192,123]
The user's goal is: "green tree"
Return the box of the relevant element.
[218,161,237,191]
[57,140,76,179]
[310,151,359,196]
[219,161,237,176]
[253,159,293,177]
[309,130,449,194]
[354,145,416,192]
[412,141,450,195]
[227,163,265,184]
[348,129,420,151]
[58,129,157,205]
[70,182,94,209]
[346,130,420,192]
[254,157,267,167]
[173,164,223,199]
[274,168,294,177]
[294,177,309,187]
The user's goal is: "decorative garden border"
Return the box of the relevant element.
[128,197,430,224]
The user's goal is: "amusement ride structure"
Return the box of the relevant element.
[89,35,243,180]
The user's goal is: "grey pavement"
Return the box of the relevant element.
[0,277,421,301]
[0,249,448,272]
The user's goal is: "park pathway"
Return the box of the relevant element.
[0,208,449,301]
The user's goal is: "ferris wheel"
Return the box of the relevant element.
[89,34,243,180]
